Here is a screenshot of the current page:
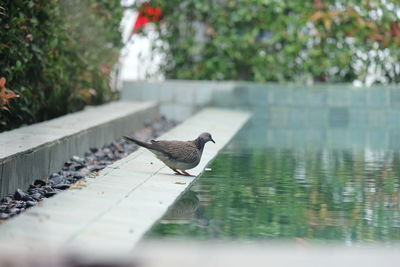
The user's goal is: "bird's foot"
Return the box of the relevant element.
[181,171,195,177]
[172,169,184,175]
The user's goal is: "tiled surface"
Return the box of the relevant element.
[122,80,236,121]
[123,81,398,126]
[0,108,250,253]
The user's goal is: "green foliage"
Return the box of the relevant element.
[148,0,400,83]
[0,0,123,131]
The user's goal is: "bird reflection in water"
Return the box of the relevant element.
[160,190,210,228]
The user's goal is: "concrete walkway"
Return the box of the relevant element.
[0,101,157,197]
[0,108,250,253]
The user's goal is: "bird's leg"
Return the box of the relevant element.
[171,168,184,175]
[181,170,195,177]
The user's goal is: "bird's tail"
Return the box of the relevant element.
[123,136,151,149]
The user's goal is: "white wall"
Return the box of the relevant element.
[119,2,165,81]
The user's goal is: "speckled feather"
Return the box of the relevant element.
[149,140,201,166]
[123,133,215,173]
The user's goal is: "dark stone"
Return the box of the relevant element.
[28,187,38,194]
[72,172,85,179]
[8,208,20,215]
[63,160,73,168]
[2,196,12,203]
[44,190,57,198]
[85,155,97,162]
[42,186,58,197]
[42,185,53,191]
[52,184,70,190]
[94,151,105,159]
[14,189,32,201]
[28,184,36,190]
[89,165,106,172]
[113,155,122,160]
[33,179,46,187]
[14,202,25,209]
[0,213,9,220]
[69,163,85,171]
[26,201,36,208]
[71,155,85,164]
[105,153,115,160]
[59,171,71,177]
[29,187,45,195]
[31,193,43,201]
[49,172,60,178]
[48,174,65,186]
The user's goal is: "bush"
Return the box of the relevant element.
[147,0,400,84]
[0,0,123,131]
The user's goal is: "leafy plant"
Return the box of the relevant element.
[146,0,400,84]
[0,77,19,112]
[0,0,123,131]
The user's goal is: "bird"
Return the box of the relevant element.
[123,132,215,176]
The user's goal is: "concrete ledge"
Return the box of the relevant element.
[0,108,250,253]
[134,241,400,267]
[0,101,158,197]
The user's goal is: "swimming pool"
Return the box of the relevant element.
[145,84,400,244]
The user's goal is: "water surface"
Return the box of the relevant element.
[146,85,400,244]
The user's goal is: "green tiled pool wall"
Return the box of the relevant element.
[122,81,399,149]
[214,84,400,150]
[122,80,235,121]
[214,83,399,106]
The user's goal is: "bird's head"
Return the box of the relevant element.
[198,132,215,144]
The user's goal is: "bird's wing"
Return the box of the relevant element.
[150,140,199,164]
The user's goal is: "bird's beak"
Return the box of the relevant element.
[211,138,215,144]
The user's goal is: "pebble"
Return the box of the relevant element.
[44,191,57,198]
[26,201,36,208]
[0,117,177,222]
[8,208,21,215]
[0,213,9,220]
[2,196,12,203]
[88,165,106,172]
[33,179,46,187]
[52,184,70,190]
[48,173,64,185]
[14,189,32,201]
[31,193,43,201]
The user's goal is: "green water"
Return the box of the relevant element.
[146,86,400,244]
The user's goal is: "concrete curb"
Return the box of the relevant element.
[0,108,251,253]
[0,101,158,197]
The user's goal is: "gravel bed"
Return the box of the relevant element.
[0,116,178,222]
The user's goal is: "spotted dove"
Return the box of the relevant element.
[123,132,215,176]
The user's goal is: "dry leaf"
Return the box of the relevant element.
[70,179,87,189]
[88,171,99,178]
[309,11,324,22]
